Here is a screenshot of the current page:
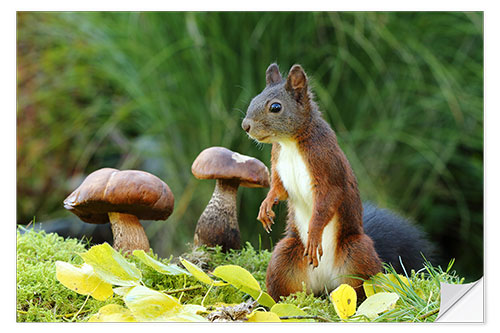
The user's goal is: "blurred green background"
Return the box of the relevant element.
[17,12,483,280]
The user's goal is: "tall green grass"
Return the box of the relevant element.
[17,12,483,280]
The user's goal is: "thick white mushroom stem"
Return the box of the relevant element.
[194,179,241,251]
[108,212,150,253]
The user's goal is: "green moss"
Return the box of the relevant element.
[127,251,250,306]
[194,242,272,287]
[16,227,121,322]
[17,228,462,322]
[16,229,269,322]
[280,288,340,321]
[130,242,272,306]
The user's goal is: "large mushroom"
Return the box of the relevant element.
[63,168,174,253]
[191,147,270,251]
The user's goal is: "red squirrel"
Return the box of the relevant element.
[241,63,434,301]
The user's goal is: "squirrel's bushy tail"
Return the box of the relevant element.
[362,202,437,274]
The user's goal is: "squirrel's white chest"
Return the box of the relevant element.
[276,140,341,293]
[276,140,314,229]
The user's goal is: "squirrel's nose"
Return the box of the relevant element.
[242,119,251,133]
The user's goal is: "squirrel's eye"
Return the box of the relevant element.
[269,102,282,113]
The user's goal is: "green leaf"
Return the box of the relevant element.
[245,291,275,308]
[212,265,276,308]
[356,292,399,320]
[270,303,312,322]
[88,304,136,322]
[79,243,141,286]
[55,261,113,301]
[180,258,226,286]
[124,285,181,321]
[247,310,281,322]
[133,250,190,275]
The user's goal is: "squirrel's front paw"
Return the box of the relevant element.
[258,197,276,233]
[304,232,323,268]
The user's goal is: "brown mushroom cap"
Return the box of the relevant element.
[63,168,174,224]
[191,147,270,188]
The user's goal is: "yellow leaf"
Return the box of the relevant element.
[158,311,207,322]
[182,304,207,314]
[212,265,260,290]
[124,285,181,321]
[133,250,189,275]
[270,303,312,322]
[88,304,136,322]
[330,284,357,320]
[180,258,226,286]
[212,265,276,308]
[356,292,399,320]
[247,310,281,322]
[156,305,208,322]
[79,243,141,286]
[415,288,426,299]
[386,274,410,292]
[55,261,113,301]
[364,273,411,296]
[113,286,134,296]
[363,279,380,298]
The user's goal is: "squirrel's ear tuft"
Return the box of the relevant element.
[285,64,308,102]
[266,63,282,85]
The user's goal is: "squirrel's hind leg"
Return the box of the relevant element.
[336,233,383,300]
[266,232,309,302]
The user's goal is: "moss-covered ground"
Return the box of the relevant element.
[17,227,463,322]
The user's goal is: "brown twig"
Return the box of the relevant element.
[279,315,331,322]
[418,308,440,321]
[161,285,203,294]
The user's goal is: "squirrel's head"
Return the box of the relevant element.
[242,63,316,143]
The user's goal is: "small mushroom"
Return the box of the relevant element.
[191,147,270,251]
[63,168,174,253]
